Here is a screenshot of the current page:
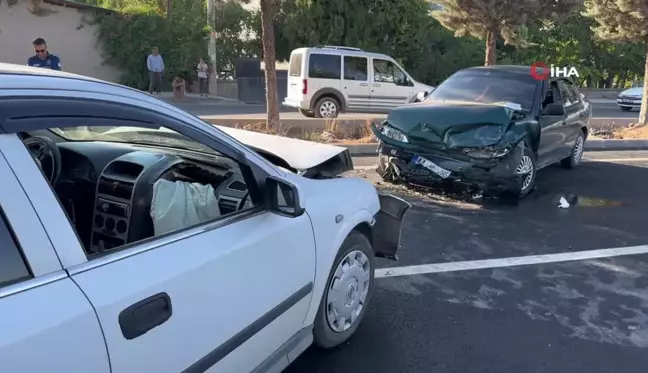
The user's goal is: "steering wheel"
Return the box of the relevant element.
[23,136,62,187]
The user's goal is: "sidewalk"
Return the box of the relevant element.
[154,92,243,105]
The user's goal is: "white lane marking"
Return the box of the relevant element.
[584,157,648,163]
[375,245,648,278]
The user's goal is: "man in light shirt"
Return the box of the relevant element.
[147,47,164,95]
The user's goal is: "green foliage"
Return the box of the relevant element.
[211,0,261,73]
[91,0,209,89]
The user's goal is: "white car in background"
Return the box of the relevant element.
[0,63,411,373]
[617,86,643,111]
[284,46,433,118]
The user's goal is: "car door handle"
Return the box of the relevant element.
[119,292,172,340]
[360,83,369,87]
[373,84,381,87]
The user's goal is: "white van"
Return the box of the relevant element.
[283,46,434,118]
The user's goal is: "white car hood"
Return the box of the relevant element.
[103,125,354,178]
[622,87,643,97]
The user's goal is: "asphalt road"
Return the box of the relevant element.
[284,151,648,373]
[177,99,636,120]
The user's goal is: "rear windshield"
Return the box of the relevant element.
[308,54,341,80]
[289,53,303,77]
[427,69,539,111]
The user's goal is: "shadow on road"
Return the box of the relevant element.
[287,254,648,373]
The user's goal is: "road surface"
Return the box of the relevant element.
[285,150,648,373]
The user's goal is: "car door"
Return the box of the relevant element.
[1,94,317,373]
[0,140,110,373]
[369,58,415,112]
[559,78,588,150]
[342,55,371,112]
[537,79,568,167]
[556,79,584,158]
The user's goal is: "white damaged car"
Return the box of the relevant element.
[0,63,410,373]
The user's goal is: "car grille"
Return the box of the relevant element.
[619,95,640,99]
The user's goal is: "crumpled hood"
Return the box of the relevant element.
[385,100,517,147]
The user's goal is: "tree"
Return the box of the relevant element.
[211,0,260,74]
[584,0,648,124]
[431,0,582,65]
[260,0,280,131]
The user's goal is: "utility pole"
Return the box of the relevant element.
[207,0,218,96]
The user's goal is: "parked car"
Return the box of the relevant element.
[0,63,411,372]
[372,65,591,199]
[283,46,433,118]
[617,86,643,111]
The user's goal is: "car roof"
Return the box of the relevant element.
[461,65,535,74]
[291,47,393,59]
[0,62,184,111]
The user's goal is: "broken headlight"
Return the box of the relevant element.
[464,147,510,159]
[381,124,409,143]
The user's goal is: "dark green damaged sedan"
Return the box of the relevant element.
[371,65,591,199]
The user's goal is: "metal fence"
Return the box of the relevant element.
[236,71,289,105]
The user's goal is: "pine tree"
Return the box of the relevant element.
[431,0,582,65]
[584,0,648,124]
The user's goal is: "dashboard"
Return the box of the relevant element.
[52,140,251,254]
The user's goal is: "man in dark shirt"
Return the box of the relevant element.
[27,38,62,70]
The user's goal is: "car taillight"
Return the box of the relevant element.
[302,79,308,95]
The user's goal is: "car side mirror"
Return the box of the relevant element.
[542,103,565,116]
[265,176,305,217]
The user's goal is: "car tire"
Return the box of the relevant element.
[299,108,315,118]
[561,131,585,169]
[314,97,340,119]
[515,145,537,198]
[620,106,632,112]
[313,231,375,349]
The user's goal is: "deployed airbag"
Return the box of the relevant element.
[150,179,221,236]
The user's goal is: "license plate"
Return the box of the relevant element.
[412,155,451,178]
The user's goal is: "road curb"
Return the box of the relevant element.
[337,140,648,156]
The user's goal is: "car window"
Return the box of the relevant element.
[343,56,368,81]
[19,123,261,259]
[308,54,341,80]
[373,59,408,86]
[557,80,578,108]
[427,69,538,111]
[0,207,32,287]
[289,53,302,77]
[542,81,563,109]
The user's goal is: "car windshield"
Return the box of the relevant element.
[426,69,538,111]
[49,126,217,154]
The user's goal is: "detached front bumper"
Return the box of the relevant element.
[371,194,411,260]
[377,142,524,193]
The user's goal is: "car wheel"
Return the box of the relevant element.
[313,231,375,348]
[299,108,315,118]
[314,97,340,118]
[620,106,632,112]
[561,132,585,169]
[515,146,537,198]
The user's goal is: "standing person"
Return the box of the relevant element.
[196,58,209,97]
[27,38,62,70]
[147,47,164,95]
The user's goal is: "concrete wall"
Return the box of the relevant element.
[0,0,120,82]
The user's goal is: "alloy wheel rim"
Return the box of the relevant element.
[516,155,534,191]
[325,250,371,333]
[319,100,338,117]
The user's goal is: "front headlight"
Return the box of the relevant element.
[465,147,510,159]
[382,125,409,143]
